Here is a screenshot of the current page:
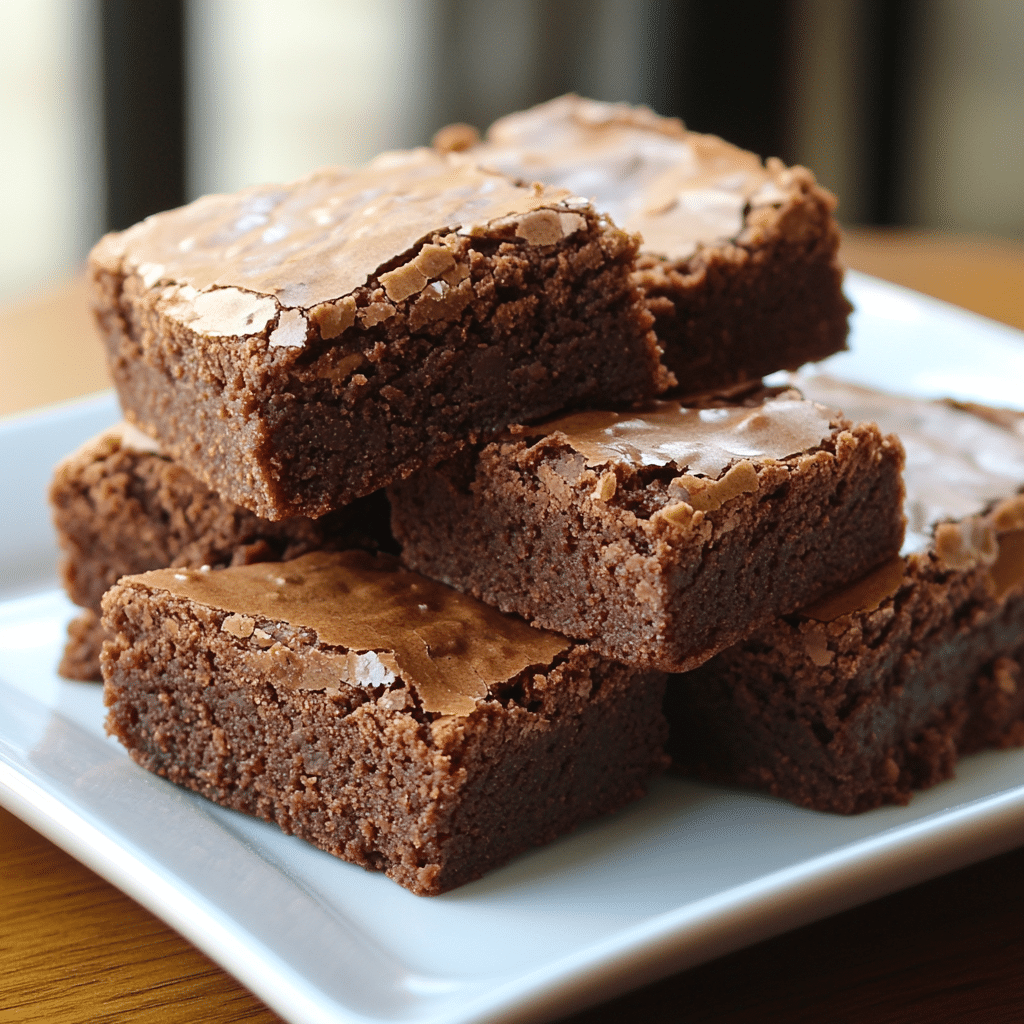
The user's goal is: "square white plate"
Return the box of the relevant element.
[2,271,1024,1024]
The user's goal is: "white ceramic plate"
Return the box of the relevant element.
[2,271,1024,1024]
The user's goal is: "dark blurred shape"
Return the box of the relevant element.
[424,0,592,140]
[100,0,185,231]
[532,2,594,103]
[646,0,793,163]
[860,0,919,225]
[424,0,923,229]
[94,0,920,235]
[425,1,794,166]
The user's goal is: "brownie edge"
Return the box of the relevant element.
[390,395,906,672]
[667,545,1024,813]
[665,378,1024,813]
[93,152,670,520]
[459,94,851,395]
[50,424,394,680]
[101,553,669,894]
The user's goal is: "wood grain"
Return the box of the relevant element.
[1,230,1022,1023]
[0,806,283,1024]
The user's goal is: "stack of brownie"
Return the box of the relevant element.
[667,374,1024,812]
[50,96,1023,895]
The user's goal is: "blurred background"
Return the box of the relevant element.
[1,0,1022,305]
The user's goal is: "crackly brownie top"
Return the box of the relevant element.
[125,550,570,716]
[513,392,839,518]
[89,148,591,343]
[794,374,1024,554]
[522,392,836,475]
[789,374,1024,625]
[444,94,794,262]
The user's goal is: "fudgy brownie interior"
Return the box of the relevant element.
[390,390,906,671]
[102,552,669,894]
[91,149,669,520]
[666,377,1024,811]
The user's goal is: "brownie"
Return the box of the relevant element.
[437,95,851,396]
[389,388,906,672]
[51,423,393,680]
[101,551,669,895]
[90,148,670,521]
[666,376,1024,813]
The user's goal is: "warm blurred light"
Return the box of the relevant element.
[907,0,1024,237]
[187,0,435,197]
[0,0,101,303]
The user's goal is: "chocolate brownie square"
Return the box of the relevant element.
[666,376,1024,812]
[50,423,392,680]
[101,551,669,895]
[389,388,905,672]
[91,148,669,520]
[438,95,850,396]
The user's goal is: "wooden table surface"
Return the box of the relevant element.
[2,229,1023,1024]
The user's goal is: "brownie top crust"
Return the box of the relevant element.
[790,374,1024,621]
[793,374,1024,553]
[89,148,593,342]
[517,392,837,508]
[121,550,571,716]
[442,94,800,262]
